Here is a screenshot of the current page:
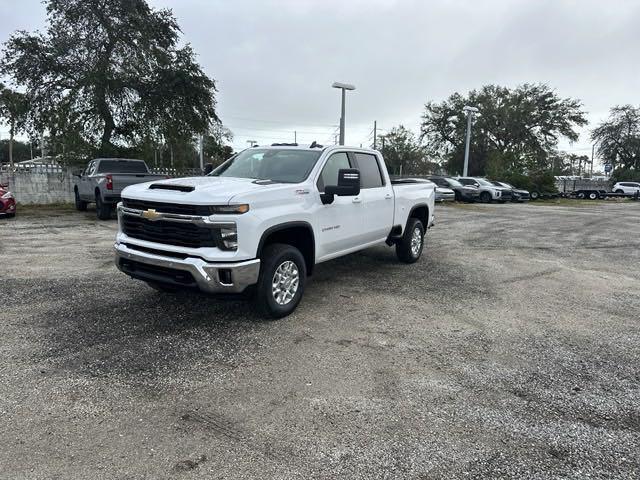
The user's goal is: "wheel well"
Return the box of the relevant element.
[258,224,315,275]
[408,205,429,229]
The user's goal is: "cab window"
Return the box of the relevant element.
[354,153,384,188]
[317,152,350,192]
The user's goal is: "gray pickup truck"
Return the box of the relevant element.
[73,158,167,219]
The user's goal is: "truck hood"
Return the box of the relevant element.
[121,176,282,204]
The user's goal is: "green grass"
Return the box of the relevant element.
[16,202,76,216]
[532,198,630,207]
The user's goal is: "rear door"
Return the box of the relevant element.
[352,152,394,244]
[314,151,365,260]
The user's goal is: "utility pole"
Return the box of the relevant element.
[199,134,204,171]
[591,143,595,176]
[332,82,356,145]
[373,120,377,149]
[294,131,297,144]
[462,106,479,176]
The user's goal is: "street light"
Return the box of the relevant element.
[332,82,356,145]
[462,106,479,177]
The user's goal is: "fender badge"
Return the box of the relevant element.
[295,189,310,195]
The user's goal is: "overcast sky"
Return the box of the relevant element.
[1,0,639,155]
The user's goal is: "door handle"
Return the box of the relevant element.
[352,197,362,203]
[384,194,393,199]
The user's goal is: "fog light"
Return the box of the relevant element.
[218,269,233,285]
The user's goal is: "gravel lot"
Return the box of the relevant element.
[1,201,639,479]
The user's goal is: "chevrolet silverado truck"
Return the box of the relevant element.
[73,158,167,220]
[114,145,435,318]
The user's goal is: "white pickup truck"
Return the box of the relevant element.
[114,145,435,317]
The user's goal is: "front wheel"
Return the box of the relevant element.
[255,243,307,319]
[530,191,540,200]
[615,189,624,194]
[396,218,425,264]
[75,189,87,211]
[480,191,492,203]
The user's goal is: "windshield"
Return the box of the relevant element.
[97,160,148,173]
[445,178,464,187]
[476,178,495,187]
[210,148,321,183]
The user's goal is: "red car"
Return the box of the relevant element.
[0,184,16,218]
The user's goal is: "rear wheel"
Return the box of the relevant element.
[255,243,306,319]
[588,191,599,200]
[530,191,540,200]
[75,189,87,211]
[396,218,425,264]
[615,189,624,194]
[480,191,492,203]
[96,193,112,220]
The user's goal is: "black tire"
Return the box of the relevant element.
[146,282,178,292]
[615,189,624,194]
[96,193,112,220]
[255,243,307,319]
[530,191,540,200]
[5,213,16,218]
[480,191,492,203]
[75,189,87,211]
[396,218,425,264]
[588,192,598,200]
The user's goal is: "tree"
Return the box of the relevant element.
[0,83,29,169]
[203,124,234,167]
[378,125,434,175]
[592,105,640,180]
[1,0,217,157]
[420,84,587,177]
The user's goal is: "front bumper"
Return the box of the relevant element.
[114,242,260,293]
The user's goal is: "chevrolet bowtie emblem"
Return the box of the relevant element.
[141,208,160,220]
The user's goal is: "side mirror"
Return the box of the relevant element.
[321,169,360,204]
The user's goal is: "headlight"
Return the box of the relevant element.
[1,191,12,199]
[210,204,249,214]
[219,225,238,250]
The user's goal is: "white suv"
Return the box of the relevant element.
[613,182,640,195]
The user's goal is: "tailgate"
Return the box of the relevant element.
[110,174,165,195]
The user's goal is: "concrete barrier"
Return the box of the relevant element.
[0,171,74,204]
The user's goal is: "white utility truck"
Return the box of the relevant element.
[115,144,435,317]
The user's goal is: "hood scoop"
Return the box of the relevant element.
[149,183,195,192]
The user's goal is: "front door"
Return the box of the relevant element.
[314,151,364,260]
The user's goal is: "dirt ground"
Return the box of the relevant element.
[1,201,639,479]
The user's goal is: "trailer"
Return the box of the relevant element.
[562,189,640,200]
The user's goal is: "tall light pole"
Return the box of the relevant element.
[462,106,479,176]
[332,82,356,145]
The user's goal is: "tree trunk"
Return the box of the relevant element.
[9,121,14,170]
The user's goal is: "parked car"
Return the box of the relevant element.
[73,158,168,220]
[491,181,530,202]
[435,186,455,202]
[427,176,480,202]
[115,145,436,318]
[0,183,16,218]
[613,182,640,195]
[456,177,512,203]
